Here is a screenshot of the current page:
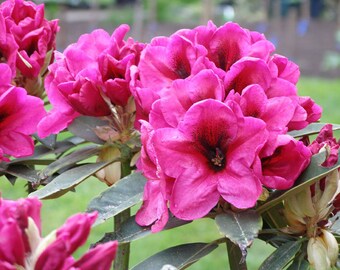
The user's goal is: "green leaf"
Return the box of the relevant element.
[288,123,340,138]
[258,231,298,249]
[96,214,191,244]
[3,165,40,183]
[262,203,287,229]
[131,242,218,270]
[28,162,112,199]
[215,210,262,258]
[68,116,107,144]
[10,141,77,165]
[33,134,57,149]
[66,136,86,145]
[87,172,147,225]
[287,258,309,270]
[39,145,101,179]
[8,159,55,166]
[4,173,17,185]
[9,137,87,167]
[257,150,340,214]
[259,241,302,270]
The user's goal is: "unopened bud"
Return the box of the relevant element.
[126,95,136,115]
[25,217,41,253]
[296,188,316,218]
[307,236,331,270]
[130,151,140,167]
[94,126,120,142]
[316,170,340,219]
[320,229,339,267]
[283,207,306,234]
[95,147,121,186]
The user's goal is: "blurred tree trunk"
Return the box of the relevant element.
[132,0,144,41]
[202,0,214,23]
[301,0,310,20]
[146,0,157,41]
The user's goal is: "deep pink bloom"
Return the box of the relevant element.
[309,124,340,167]
[68,242,118,270]
[177,21,275,72]
[0,220,26,267]
[0,13,18,75]
[56,212,97,255]
[203,22,275,72]
[260,134,311,189]
[136,180,169,233]
[0,197,41,262]
[134,21,323,232]
[308,125,340,219]
[137,34,207,90]
[38,25,144,138]
[224,57,322,131]
[135,122,172,232]
[0,0,58,78]
[226,83,297,156]
[0,197,118,270]
[333,194,340,215]
[149,69,225,129]
[132,21,276,127]
[0,63,45,160]
[144,100,268,220]
[268,54,300,85]
[287,96,323,131]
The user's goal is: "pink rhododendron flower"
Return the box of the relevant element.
[137,34,207,90]
[0,0,58,79]
[134,21,321,130]
[175,21,275,73]
[226,83,296,156]
[38,25,144,138]
[259,134,311,189]
[135,21,322,231]
[137,99,268,223]
[135,121,173,232]
[268,54,300,85]
[132,21,276,126]
[224,57,322,131]
[149,69,225,129]
[0,63,45,160]
[309,124,340,167]
[0,13,17,75]
[136,180,170,233]
[0,196,118,270]
[287,96,323,131]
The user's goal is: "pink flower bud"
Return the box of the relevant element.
[0,0,59,80]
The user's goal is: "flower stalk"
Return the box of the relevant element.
[114,146,133,270]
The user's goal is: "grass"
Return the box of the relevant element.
[1,76,340,269]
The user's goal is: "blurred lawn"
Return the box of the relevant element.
[1,76,340,269]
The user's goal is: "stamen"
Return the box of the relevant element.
[211,148,224,167]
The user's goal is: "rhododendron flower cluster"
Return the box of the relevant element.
[0,0,58,96]
[0,196,118,270]
[134,21,321,232]
[0,63,45,161]
[38,25,144,138]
